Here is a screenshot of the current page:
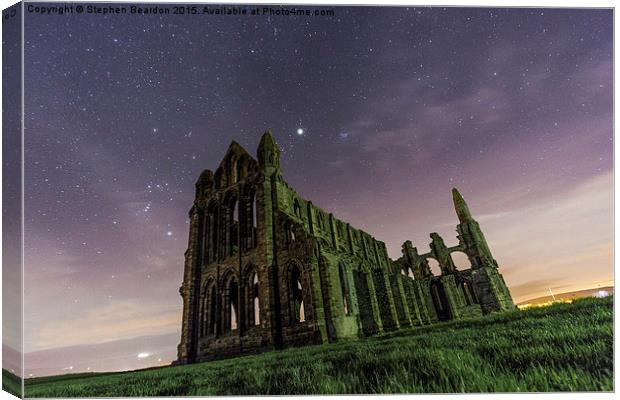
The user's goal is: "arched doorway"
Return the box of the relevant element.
[430,279,451,321]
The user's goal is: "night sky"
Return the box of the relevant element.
[16,4,612,376]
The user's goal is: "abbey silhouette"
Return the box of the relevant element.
[176,131,515,364]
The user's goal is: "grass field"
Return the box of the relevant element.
[16,296,614,397]
[2,369,22,398]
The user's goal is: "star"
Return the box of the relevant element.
[296,128,304,135]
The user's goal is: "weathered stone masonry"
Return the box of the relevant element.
[175,131,515,364]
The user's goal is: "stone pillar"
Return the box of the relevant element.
[438,274,462,320]
[389,273,413,328]
[452,188,515,313]
[418,278,438,323]
[309,248,329,342]
[175,206,203,364]
[402,278,424,326]
[352,270,380,335]
[365,270,384,334]
[412,280,432,325]
[372,269,399,331]
[471,267,516,314]
[317,254,337,341]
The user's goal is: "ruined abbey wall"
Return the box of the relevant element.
[175,131,515,364]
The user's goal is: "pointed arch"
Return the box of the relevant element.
[339,262,351,315]
[243,265,261,328]
[430,279,451,321]
[251,270,261,326]
[201,278,217,336]
[284,220,296,247]
[221,271,239,333]
[458,277,478,305]
[223,191,239,257]
[288,262,306,323]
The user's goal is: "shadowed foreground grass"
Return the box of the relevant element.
[23,296,613,397]
[2,369,22,398]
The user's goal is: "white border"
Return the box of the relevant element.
[0,1,616,400]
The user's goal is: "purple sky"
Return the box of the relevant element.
[12,4,614,376]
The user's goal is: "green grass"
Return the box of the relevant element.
[22,296,613,396]
[2,368,22,398]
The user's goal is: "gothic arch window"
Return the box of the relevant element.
[225,194,239,256]
[208,283,217,335]
[317,212,324,230]
[232,198,239,224]
[201,280,216,336]
[222,274,239,333]
[339,263,351,315]
[251,271,260,326]
[200,292,207,337]
[284,221,295,246]
[430,280,451,321]
[431,284,443,310]
[460,280,477,305]
[407,267,415,279]
[289,264,305,323]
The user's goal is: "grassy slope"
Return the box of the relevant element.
[24,296,613,396]
[2,369,22,398]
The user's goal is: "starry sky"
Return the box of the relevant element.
[15,4,613,376]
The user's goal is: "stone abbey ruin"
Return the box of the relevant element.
[176,131,515,364]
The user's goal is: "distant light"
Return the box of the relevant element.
[166,231,173,236]
[296,128,304,135]
[137,352,151,359]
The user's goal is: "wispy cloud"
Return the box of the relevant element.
[31,300,180,351]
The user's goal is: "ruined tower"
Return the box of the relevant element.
[452,188,515,313]
[176,131,515,364]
